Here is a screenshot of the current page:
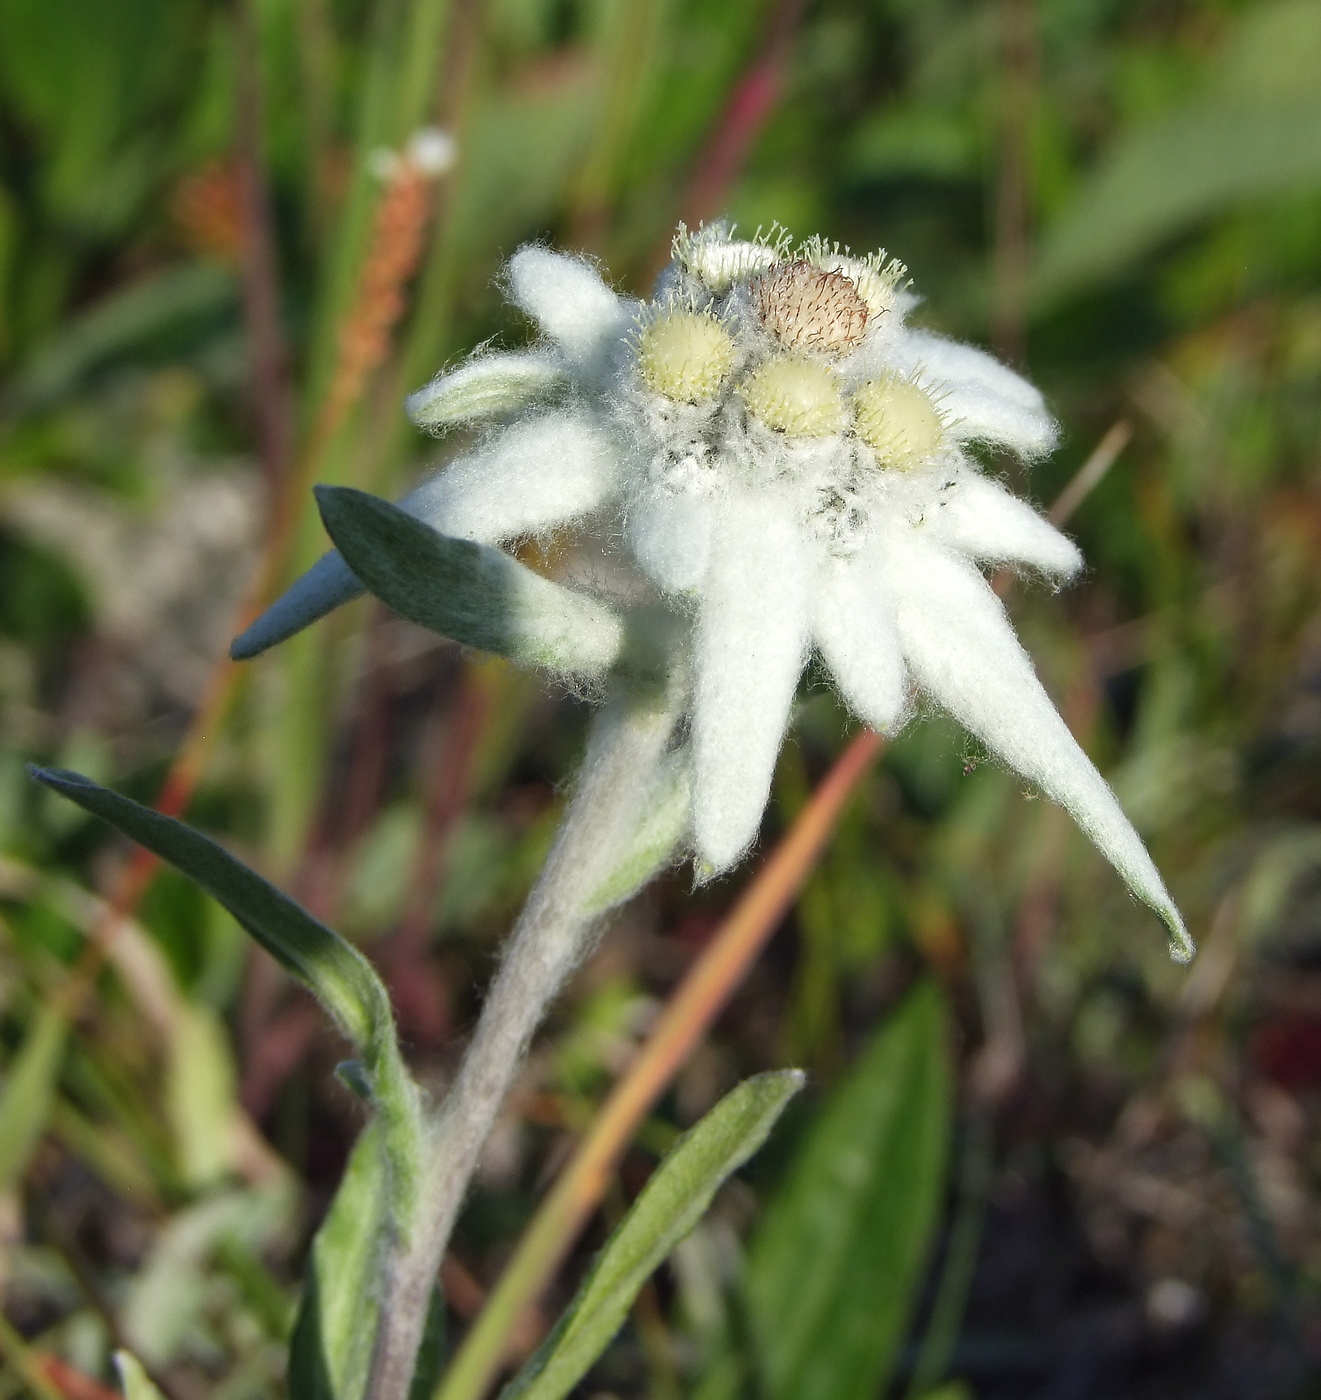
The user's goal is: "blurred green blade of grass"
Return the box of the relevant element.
[0,1000,67,1191]
[1036,101,1321,303]
[5,264,236,415]
[115,1349,170,1400]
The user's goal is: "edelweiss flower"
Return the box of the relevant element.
[235,224,1191,959]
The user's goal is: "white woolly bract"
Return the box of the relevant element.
[891,330,1049,411]
[812,555,909,733]
[693,492,811,872]
[505,247,630,366]
[941,381,1059,458]
[628,488,715,594]
[877,531,1191,961]
[235,411,620,658]
[403,408,621,544]
[406,352,565,432]
[915,468,1083,578]
[868,328,1059,458]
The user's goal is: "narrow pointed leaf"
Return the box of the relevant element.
[501,1070,804,1400]
[315,486,624,678]
[744,983,953,1400]
[406,354,566,432]
[30,768,386,1046]
[27,768,424,1225]
[230,551,363,660]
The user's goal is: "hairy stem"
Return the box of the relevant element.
[364,688,681,1400]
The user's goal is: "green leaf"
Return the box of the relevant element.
[744,983,953,1400]
[27,768,424,1228]
[288,1126,389,1400]
[314,487,627,679]
[0,1001,67,1192]
[1035,101,1321,301]
[501,1070,805,1400]
[406,354,567,433]
[288,1121,444,1400]
[114,1351,168,1400]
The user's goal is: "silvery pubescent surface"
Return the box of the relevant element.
[246,222,1191,962]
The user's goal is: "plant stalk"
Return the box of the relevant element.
[364,689,681,1400]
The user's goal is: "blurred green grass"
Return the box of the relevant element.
[3,1,1321,1397]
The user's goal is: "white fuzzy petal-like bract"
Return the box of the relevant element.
[941,381,1059,458]
[693,492,811,872]
[915,468,1083,578]
[892,329,1050,411]
[627,488,715,594]
[878,529,1191,959]
[505,247,630,366]
[403,408,621,544]
[813,554,909,733]
[405,352,565,432]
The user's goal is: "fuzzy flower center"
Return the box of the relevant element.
[637,310,737,404]
[739,356,846,437]
[750,261,869,356]
[853,377,944,467]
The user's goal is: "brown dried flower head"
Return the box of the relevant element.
[750,260,869,356]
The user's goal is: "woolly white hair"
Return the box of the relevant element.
[236,229,1190,959]
[404,408,622,543]
[504,246,633,367]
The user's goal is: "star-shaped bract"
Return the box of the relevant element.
[234,229,1191,960]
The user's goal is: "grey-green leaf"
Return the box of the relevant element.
[744,982,953,1400]
[501,1069,805,1400]
[29,768,388,1049]
[230,550,364,661]
[26,768,424,1225]
[406,353,566,433]
[0,1001,67,1192]
[314,486,625,678]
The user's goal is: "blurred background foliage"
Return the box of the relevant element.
[2,0,1321,1396]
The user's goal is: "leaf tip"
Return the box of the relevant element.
[27,764,83,795]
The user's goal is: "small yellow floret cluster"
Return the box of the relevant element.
[635,245,941,466]
[852,377,944,467]
[739,357,846,438]
[637,311,737,404]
